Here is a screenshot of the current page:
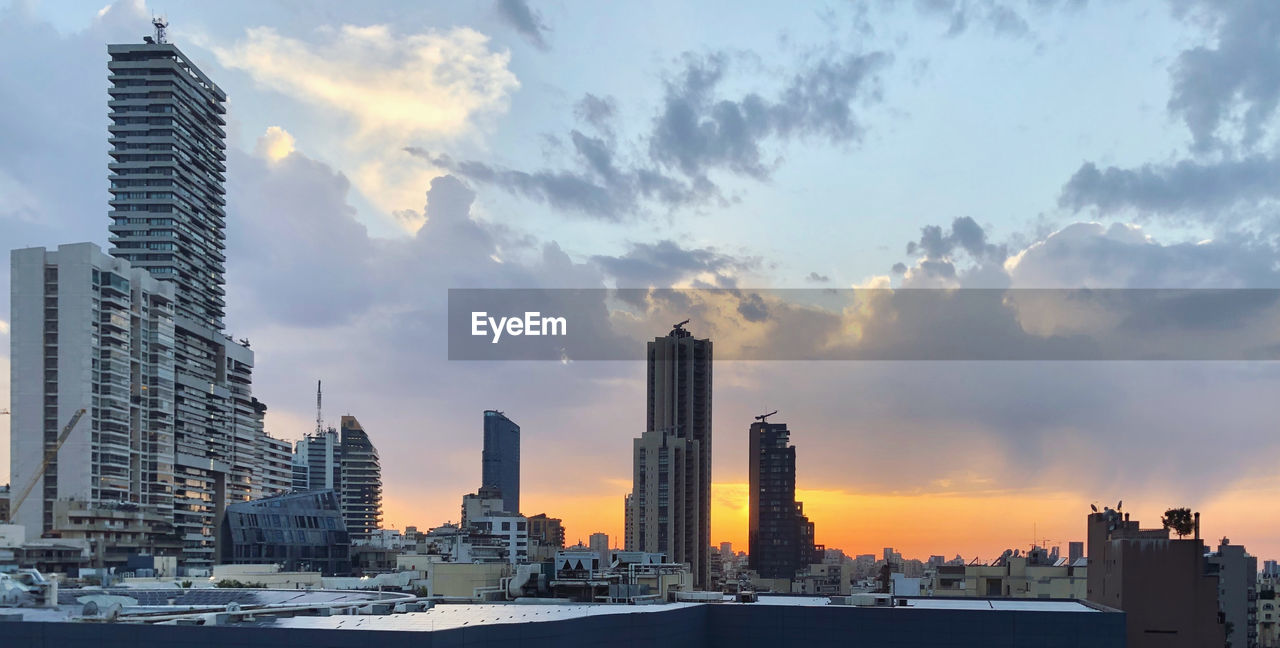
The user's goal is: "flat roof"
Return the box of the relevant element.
[753,595,1100,612]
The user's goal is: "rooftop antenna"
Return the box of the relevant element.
[315,380,324,435]
[754,410,778,423]
[152,16,168,45]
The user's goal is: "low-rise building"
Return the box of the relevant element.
[218,490,352,576]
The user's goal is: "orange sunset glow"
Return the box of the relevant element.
[382,477,1280,562]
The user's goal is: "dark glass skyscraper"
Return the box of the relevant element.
[748,417,814,580]
[627,322,713,589]
[482,410,520,515]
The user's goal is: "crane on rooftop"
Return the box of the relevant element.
[754,410,778,423]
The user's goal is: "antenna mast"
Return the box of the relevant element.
[152,16,168,44]
[315,380,324,435]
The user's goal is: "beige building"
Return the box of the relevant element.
[926,547,1086,599]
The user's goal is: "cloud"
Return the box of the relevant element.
[1060,1,1280,229]
[805,272,830,283]
[575,94,617,132]
[256,126,296,162]
[648,51,889,183]
[420,48,890,220]
[591,240,757,287]
[1168,0,1280,153]
[494,0,550,50]
[203,23,519,229]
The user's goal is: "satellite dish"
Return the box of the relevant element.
[1090,504,1098,513]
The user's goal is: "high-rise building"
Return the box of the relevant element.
[338,415,382,542]
[748,416,815,580]
[290,411,381,543]
[626,322,713,589]
[10,244,178,548]
[102,25,268,568]
[481,410,520,516]
[10,243,290,566]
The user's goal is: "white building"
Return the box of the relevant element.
[10,244,178,544]
[10,243,290,566]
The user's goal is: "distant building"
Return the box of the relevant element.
[926,546,1085,599]
[1086,507,1225,648]
[527,513,565,562]
[626,323,713,589]
[589,532,610,565]
[219,490,352,576]
[1068,541,1084,564]
[291,410,382,543]
[1207,538,1258,648]
[482,410,521,516]
[338,416,382,541]
[748,416,816,581]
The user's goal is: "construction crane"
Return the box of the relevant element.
[754,410,778,423]
[7,408,86,523]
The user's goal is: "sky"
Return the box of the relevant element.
[1,0,1279,562]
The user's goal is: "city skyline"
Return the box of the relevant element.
[1,0,1279,566]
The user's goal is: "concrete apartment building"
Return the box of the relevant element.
[627,322,713,589]
[9,242,288,569]
[1086,507,1226,647]
[526,513,565,561]
[927,545,1087,599]
[7,26,295,570]
[481,410,521,516]
[1208,538,1259,648]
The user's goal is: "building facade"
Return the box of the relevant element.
[527,513,565,562]
[10,244,177,549]
[338,416,381,541]
[219,490,352,576]
[748,417,815,581]
[104,31,272,568]
[481,410,520,516]
[627,323,713,589]
[1086,507,1226,648]
[1208,538,1259,648]
[290,415,382,543]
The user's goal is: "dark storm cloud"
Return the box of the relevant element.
[494,0,550,50]
[413,48,889,220]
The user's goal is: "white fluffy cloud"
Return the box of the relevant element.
[205,24,520,231]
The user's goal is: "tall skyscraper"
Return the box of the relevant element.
[481,410,520,515]
[748,415,815,580]
[627,322,713,589]
[101,24,268,567]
